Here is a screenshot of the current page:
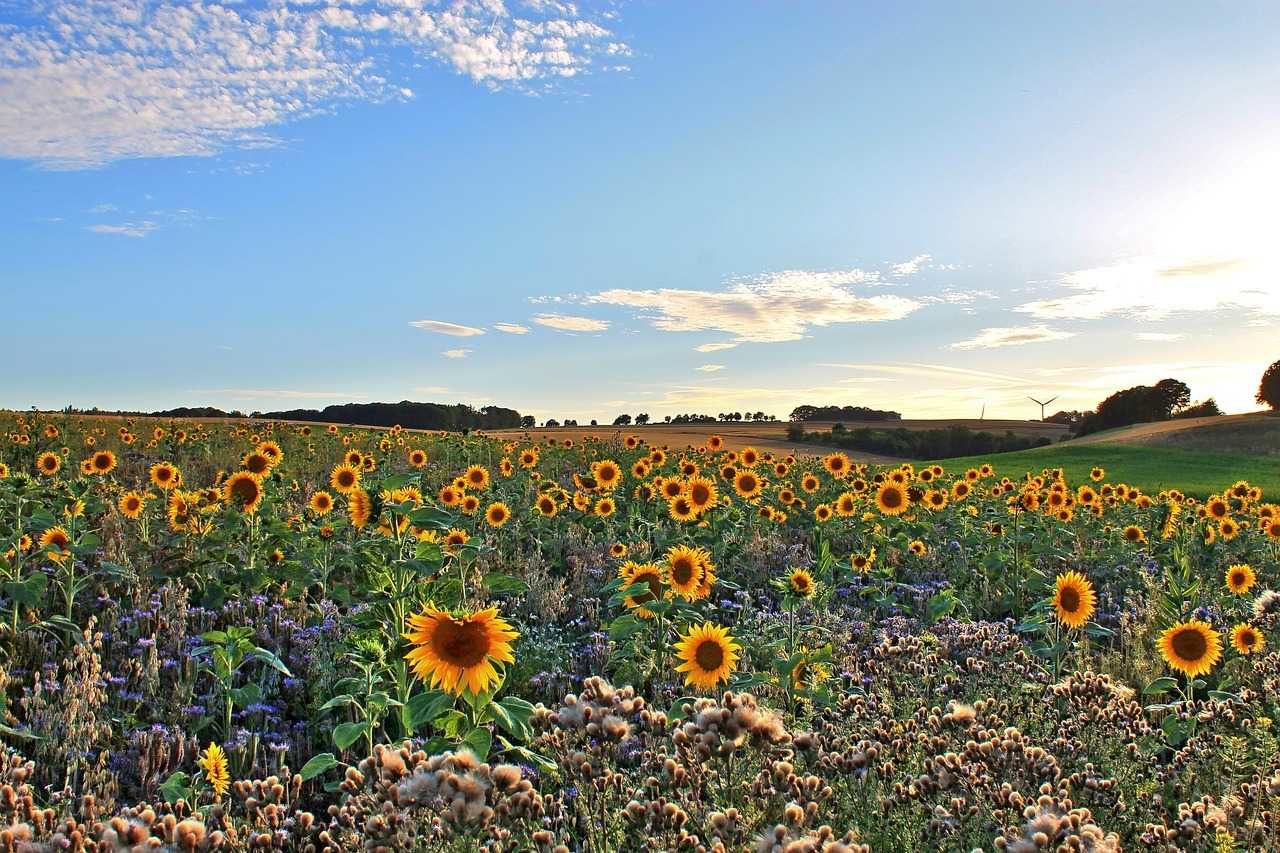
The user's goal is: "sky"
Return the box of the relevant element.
[2,0,1278,423]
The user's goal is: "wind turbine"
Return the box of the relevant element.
[1027,395,1058,422]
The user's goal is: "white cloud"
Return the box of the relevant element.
[415,385,450,394]
[441,348,472,359]
[0,1,628,169]
[591,269,919,344]
[409,320,485,337]
[1017,254,1280,320]
[87,221,158,238]
[1136,332,1185,342]
[695,364,725,373]
[695,342,738,353]
[951,324,1075,350]
[891,254,931,277]
[533,313,610,333]
[493,323,530,335]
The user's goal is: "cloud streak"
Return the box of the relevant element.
[591,269,920,344]
[951,324,1075,350]
[533,313,610,332]
[409,320,486,337]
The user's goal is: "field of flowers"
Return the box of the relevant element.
[0,411,1278,851]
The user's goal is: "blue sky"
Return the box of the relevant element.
[2,1,1277,421]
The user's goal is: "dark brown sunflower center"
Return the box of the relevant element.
[694,639,725,671]
[431,618,492,667]
[338,471,355,487]
[881,489,903,508]
[1058,587,1080,613]
[1171,628,1207,661]
[690,484,711,504]
[1230,570,1246,587]
[671,558,696,585]
[1240,629,1257,646]
[739,475,757,491]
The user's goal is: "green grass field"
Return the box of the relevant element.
[925,443,1280,499]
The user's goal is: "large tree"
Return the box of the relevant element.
[1259,359,1280,411]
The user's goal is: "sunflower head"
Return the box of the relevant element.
[673,622,740,691]
[1226,563,1257,595]
[1052,571,1096,629]
[1231,623,1266,655]
[403,605,518,697]
[787,568,815,598]
[665,546,705,599]
[1158,620,1222,678]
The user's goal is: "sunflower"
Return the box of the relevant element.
[923,489,948,510]
[787,568,815,598]
[485,501,511,527]
[199,743,231,799]
[403,605,518,697]
[1231,623,1266,655]
[619,561,665,618]
[330,464,361,495]
[344,449,364,468]
[309,491,334,515]
[39,526,72,563]
[850,549,875,573]
[1158,620,1222,678]
[594,497,616,517]
[89,450,117,475]
[223,472,264,513]
[668,495,699,522]
[407,448,428,468]
[1205,496,1230,519]
[0,462,8,479]
[659,478,684,501]
[535,494,559,518]
[665,545,705,599]
[800,474,820,494]
[875,482,909,516]
[1225,563,1256,595]
[118,491,146,519]
[907,539,927,557]
[610,542,628,558]
[673,623,740,690]
[257,440,283,463]
[1090,466,1105,482]
[36,452,61,476]
[733,470,763,500]
[1122,524,1146,544]
[707,434,724,450]
[444,528,470,550]
[143,460,178,491]
[684,477,718,512]
[461,494,481,515]
[242,451,274,476]
[348,488,372,529]
[1051,571,1096,629]
[739,447,760,468]
[464,465,491,491]
[1219,518,1240,540]
[813,503,833,523]
[952,481,971,500]
[820,452,850,479]
[591,460,622,490]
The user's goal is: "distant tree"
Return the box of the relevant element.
[565,419,578,426]
[635,413,650,425]
[590,419,598,426]
[544,419,560,427]
[1258,358,1280,411]
[1077,378,1196,435]
[1045,410,1084,427]
[663,415,672,423]
[1173,399,1222,419]
[520,415,536,428]
[613,414,632,426]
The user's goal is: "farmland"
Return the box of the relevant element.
[0,409,1278,851]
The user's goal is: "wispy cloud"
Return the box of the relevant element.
[1136,332,1186,342]
[694,342,738,353]
[695,364,726,373]
[441,348,472,359]
[86,221,158,238]
[493,323,530,335]
[1017,254,1280,320]
[951,324,1075,350]
[891,254,931,276]
[415,385,450,394]
[410,320,486,337]
[0,1,629,169]
[591,269,919,344]
[533,313,610,333]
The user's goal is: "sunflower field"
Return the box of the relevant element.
[0,412,1278,852]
